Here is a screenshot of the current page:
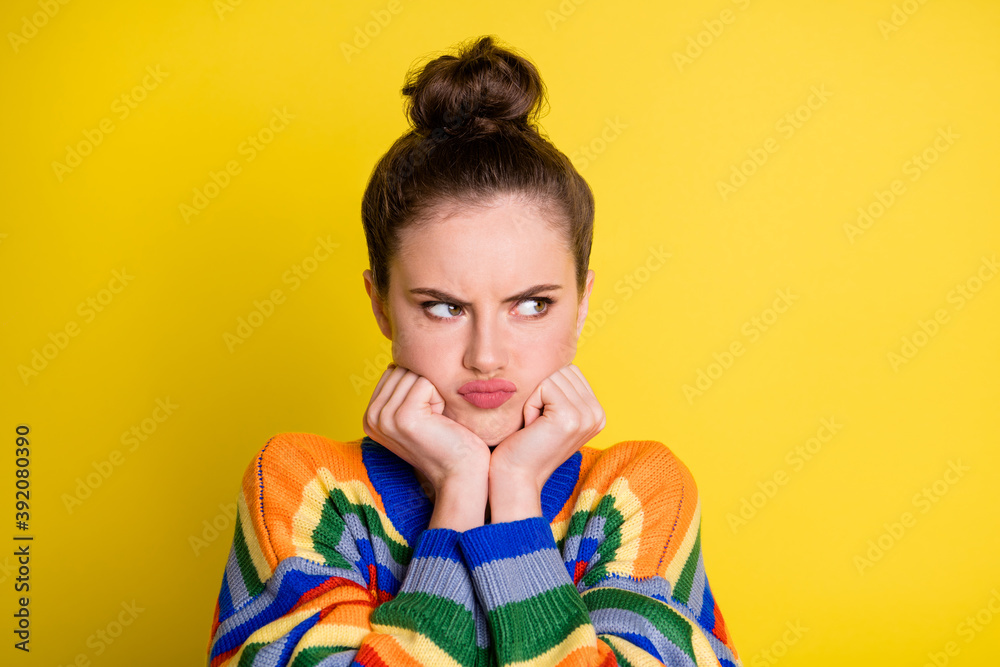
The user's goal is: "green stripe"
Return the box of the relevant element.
[488,584,591,662]
[311,495,354,571]
[580,495,625,588]
[672,528,701,605]
[369,590,478,664]
[598,634,637,667]
[584,587,696,663]
[476,644,495,667]
[233,508,265,598]
[237,641,266,667]
[323,488,413,566]
[562,508,591,550]
[289,644,357,666]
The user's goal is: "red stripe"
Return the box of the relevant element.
[354,643,392,667]
[712,601,730,644]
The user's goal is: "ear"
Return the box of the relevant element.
[575,269,595,338]
[363,269,393,341]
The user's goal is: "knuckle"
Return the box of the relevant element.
[561,415,580,433]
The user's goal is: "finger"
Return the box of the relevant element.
[557,366,604,429]
[522,376,551,426]
[547,367,586,406]
[557,365,590,399]
[536,373,573,422]
[368,363,398,408]
[568,364,595,393]
[381,369,420,425]
[409,375,446,414]
[366,365,405,425]
[397,374,443,423]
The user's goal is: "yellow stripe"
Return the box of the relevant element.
[574,487,601,512]
[291,477,331,562]
[600,634,668,666]
[288,622,371,662]
[316,469,409,547]
[367,622,466,666]
[504,622,600,667]
[690,620,724,666]
[602,477,643,579]
[238,487,273,584]
[663,497,702,587]
[551,517,569,543]
[230,607,320,661]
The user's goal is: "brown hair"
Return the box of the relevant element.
[360,34,595,307]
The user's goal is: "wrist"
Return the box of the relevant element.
[427,476,488,531]
[488,471,543,523]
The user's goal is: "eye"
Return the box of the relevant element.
[421,297,554,321]
[516,297,552,318]
[424,301,463,319]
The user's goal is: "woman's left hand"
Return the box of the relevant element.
[489,364,606,509]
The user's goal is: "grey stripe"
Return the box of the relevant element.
[249,628,296,667]
[399,554,476,610]
[687,551,707,617]
[580,572,672,599]
[563,534,583,561]
[314,650,359,666]
[581,514,608,542]
[471,548,573,611]
[591,607,698,666]
[343,513,406,581]
[223,542,251,612]
[214,556,365,640]
[656,588,741,664]
[473,600,490,648]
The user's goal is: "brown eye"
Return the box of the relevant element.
[516,298,551,317]
[425,302,462,319]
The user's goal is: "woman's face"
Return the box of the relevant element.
[363,194,595,447]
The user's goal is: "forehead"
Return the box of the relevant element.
[393,197,572,294]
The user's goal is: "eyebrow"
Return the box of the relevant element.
[409,283,563,308]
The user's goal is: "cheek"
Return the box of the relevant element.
[391,328,455,382]
[528,328,575,369]
[551,317,580,363]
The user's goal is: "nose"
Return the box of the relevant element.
[463,313,507,374]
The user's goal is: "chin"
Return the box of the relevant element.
[447,403,521,446]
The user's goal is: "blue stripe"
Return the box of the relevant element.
[210,567,331,658]
[360,436,581,541]
[466,547,572,611]
[414,527,463,561]
[541,450,581,521]
[613,631,664,662]
[698,578,716,631]
[460,516,555,567]
[252,609,320,666]
[361,437,433,546]
[218,568,234,621]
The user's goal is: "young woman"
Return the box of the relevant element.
[207,35,742,667]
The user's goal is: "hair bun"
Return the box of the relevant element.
[402,35,545,138]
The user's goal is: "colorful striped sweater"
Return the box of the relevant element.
[206,432,742,667]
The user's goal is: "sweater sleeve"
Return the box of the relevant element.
[206,435,485,667]
[456,441,743,667]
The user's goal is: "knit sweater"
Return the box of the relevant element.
[206,432,742,667]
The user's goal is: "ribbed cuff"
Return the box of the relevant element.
[458,516,574,611]
[458,517,590,657]
[370,527,479,656]
[399,527,471,600]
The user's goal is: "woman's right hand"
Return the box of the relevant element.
[362,363,491,496]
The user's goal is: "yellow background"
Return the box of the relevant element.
[3,0,999,664]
